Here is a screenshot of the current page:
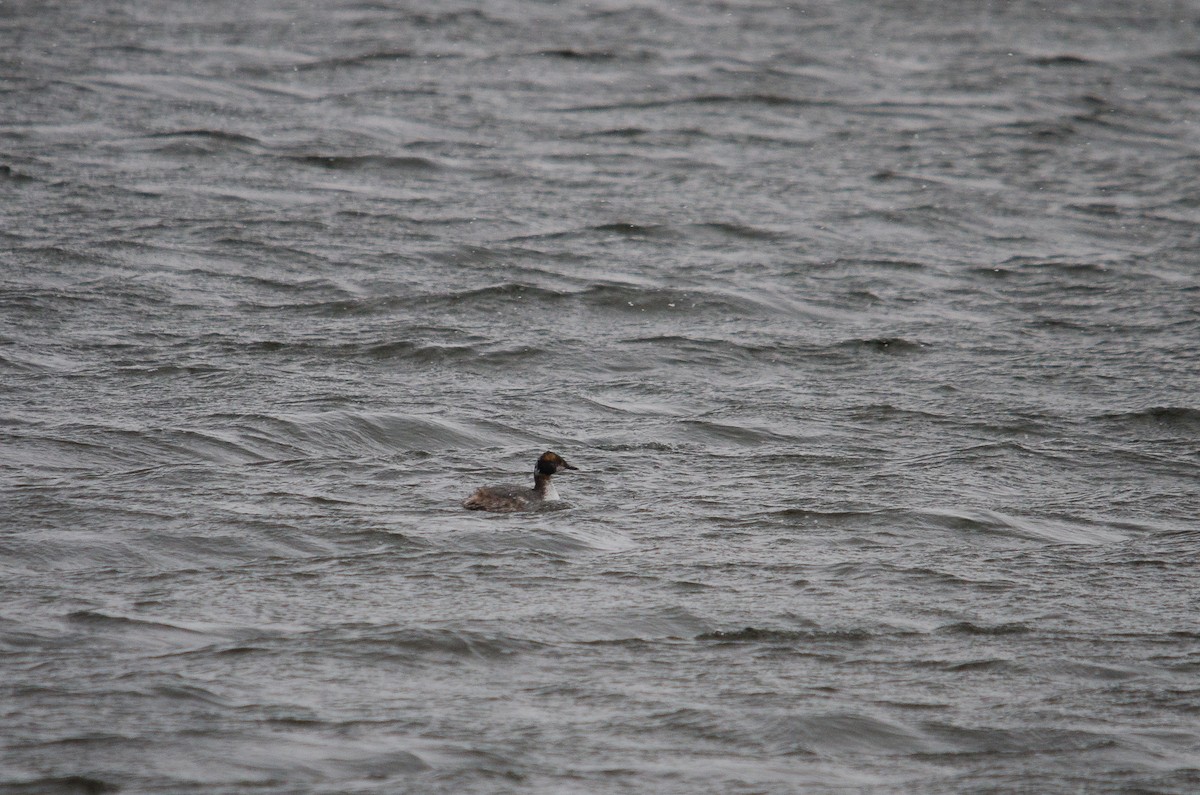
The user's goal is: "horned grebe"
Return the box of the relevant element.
[462,451,578,512]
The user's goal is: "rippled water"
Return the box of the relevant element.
[3,1,1200,793]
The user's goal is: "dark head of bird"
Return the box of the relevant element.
[535,451,578,476]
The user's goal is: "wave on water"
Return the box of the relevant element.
[763,505,1134,547]
[834,337,928,354]
[549,605,710,644]
[0,164,35,183]
[906,506,1130,546]
[9,411,497,470]
[133,129,262,156]
[342,626,545,661]
[505,220,787,245]
[935,620,1033,636]
[0,775,121,795]
[557,92,835,114]
[696,626,877,645]
[763,711,944,757]
[60,610,233,655]
[294,49,420,71]
[675,418,794,446]
[433,280,790,317]
[70,730,432,790]
[283,154,442,172]
[1091,406,1200,433]
[444,524,634,558]
[251,411,489,458]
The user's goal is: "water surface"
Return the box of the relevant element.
[3,1,1199,792]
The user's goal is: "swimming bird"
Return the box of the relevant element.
[462,451,578,512]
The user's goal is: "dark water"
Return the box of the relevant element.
[3,1,1200,792]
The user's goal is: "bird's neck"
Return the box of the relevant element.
[534,473,559,500]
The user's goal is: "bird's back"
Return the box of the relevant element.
[462,483,537,512]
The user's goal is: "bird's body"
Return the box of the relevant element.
[462,451,578,512]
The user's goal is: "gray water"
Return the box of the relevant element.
[3,1,1200,793]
